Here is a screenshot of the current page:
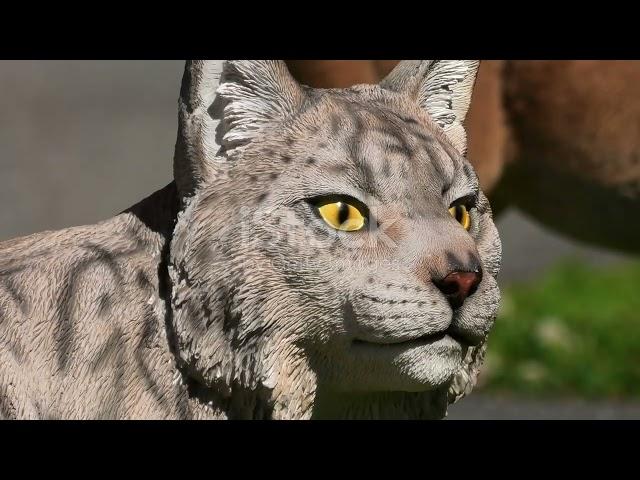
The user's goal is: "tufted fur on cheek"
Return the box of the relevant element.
[168,189,321,419]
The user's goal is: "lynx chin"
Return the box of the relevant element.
[0,60,501,419]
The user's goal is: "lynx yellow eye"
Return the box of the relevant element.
[449,204,471,230]
[317,201,366,232]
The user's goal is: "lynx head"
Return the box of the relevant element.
[168,60,501,419]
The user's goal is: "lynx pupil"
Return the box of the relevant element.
[337,202,350,226]
[454,206,464,223]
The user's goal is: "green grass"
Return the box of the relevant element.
[480,259,640,399]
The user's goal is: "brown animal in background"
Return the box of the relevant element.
[286,60,640,253]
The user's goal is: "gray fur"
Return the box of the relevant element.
[0,60,500,419]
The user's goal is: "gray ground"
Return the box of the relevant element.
[0,60,637,419]
[447,394,640,420]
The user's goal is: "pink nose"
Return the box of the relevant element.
[433,270,483,310]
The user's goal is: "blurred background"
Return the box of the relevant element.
[1,60,638,418]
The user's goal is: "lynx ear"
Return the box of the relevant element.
[173,60,305,197]
[380,60,479,154]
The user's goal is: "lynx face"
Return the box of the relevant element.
[169,61,501,416]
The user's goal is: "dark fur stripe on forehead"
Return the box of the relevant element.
[373,127,415,159]
[341,109,384,195]
[300,93,463,200]
[423,138,456,189]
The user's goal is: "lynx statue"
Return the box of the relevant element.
[0,60,501,419]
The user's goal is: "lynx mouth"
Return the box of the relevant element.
[352,328,470,348]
